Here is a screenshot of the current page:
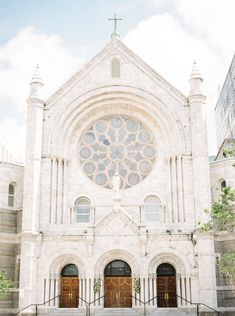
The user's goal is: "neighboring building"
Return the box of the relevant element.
[215,54,235,150]
[210,53,235,313]
[0,34,234,316]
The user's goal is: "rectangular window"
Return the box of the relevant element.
[8,195,14,207]
[145,205,160,221]
[75,206,90,223]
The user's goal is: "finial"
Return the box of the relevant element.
[30,64,43,86]
[189,59,203,96]
[28,64,43,100]
[190,59,203,81]
[108,13,122,38]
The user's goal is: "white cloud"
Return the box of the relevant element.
[124,0,235,154]
[0,27,86,159]
[0,117,25,163]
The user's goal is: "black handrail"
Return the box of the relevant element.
[131,295,158,316]
[131,294,224,316]
[176,294,224,316]
[77,295,104,316]
[13,295,60,315]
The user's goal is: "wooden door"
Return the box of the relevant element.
[104,276,132,308]
[157,276,177,307]
[60,277,79,308]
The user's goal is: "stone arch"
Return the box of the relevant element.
[46,85,188,158]
[49,253,85,278]
[149,251,190,276]
[94,249,139,277]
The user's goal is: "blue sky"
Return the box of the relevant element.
[0,0,234,159]
[0,0,152,50]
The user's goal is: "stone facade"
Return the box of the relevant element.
[215,53,235,150]
[0,162,23,314]
[0,37,234,316]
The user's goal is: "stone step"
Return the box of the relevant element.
[38,307,85,316]
[94,308,139,316]
[37,307,195,316]
[149,307,196,316]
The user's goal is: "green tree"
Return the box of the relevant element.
[0,271,13,300]
[198,186,235,232]
[218,252,235,294]
[223,143,235,158]
[212,186,235,232]
[198,186,235,291]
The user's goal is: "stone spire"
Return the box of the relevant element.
[28,64,43,99]
[189,60,203,96]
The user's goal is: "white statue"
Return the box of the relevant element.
[112,172,121,192]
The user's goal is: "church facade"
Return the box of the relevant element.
[0,36,234,316]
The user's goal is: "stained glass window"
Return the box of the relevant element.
[104,260,131,276]
[78,115,156,189]
[157,263,175,276]
[61,264,78,276]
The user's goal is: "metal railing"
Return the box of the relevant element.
[77,295,104,316]
[13,295,60,315]
[131,294,224,316]
[131,295,158,316]
[13,293,225,316]
[176,295,224,316]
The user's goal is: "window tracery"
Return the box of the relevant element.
[78,115,156,189]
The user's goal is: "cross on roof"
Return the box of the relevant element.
[108,13,122,37]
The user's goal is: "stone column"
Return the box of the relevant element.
[197,233,217,307]
[188,61,211,224]
[19,65,44,312]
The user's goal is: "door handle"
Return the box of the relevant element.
[164,292,169,300]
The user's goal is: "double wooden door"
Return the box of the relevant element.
[60,277,79,308]
[104,276,132,308]
[157,276,177,307]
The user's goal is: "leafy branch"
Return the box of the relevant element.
[0,271,13,300]
[218,252,235,294]
[198,186,235,232]
[223,143,235,158]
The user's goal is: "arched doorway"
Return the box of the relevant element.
[60,264,79,308]
[157,263,177,307]
[104,260,132,308]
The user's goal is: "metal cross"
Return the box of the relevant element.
[108,13,122,35]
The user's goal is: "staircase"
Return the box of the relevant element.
[38,307,85,316]
[37,306,196,316]
[149,307,196,315]
[95,308,139,316]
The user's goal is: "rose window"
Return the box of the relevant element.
[78,115,156,189]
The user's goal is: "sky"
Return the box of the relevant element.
[0,0,234,160]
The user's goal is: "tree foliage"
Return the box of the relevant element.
[0,271,13,300]
[218,252,235,293]
[198,186,235,232]
[198,186,235,290]
[223,143,235,158]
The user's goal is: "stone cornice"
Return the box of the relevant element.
[214,231,235,241]
[0,232,21,244]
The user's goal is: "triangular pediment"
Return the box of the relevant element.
[95,207,139,235]
[46,37,186,107]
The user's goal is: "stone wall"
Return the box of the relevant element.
[0,163,23,313]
